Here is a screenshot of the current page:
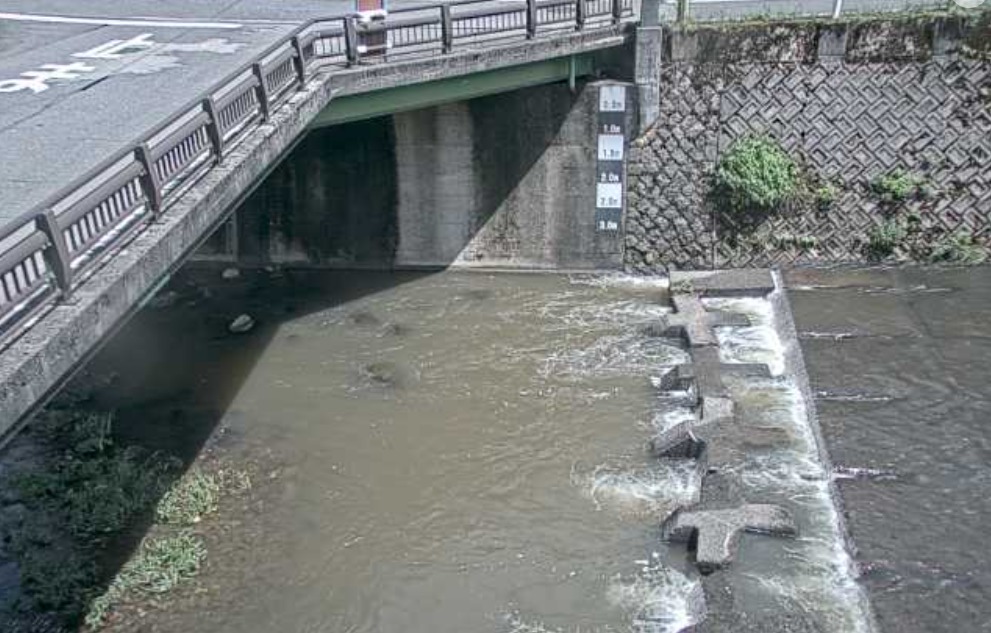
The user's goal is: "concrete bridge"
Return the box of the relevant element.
[0,0,640,437]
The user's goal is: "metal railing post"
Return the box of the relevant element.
[526,0,537,39]
[291,36,308,86]
[611,0,622,24]
[344,16,360,65]
[252,63,271,121]
[441,4,453,53]
[576,0,587,31]
[135,143,163,217]
[36,210,72,295]
[202,97,225,159]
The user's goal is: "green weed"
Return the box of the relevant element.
[865,220,906,260]
[872,169,926,203]
[716,135,799,211]
[85,532,206,628]
[156,471,221,526]
[928,232,988,265]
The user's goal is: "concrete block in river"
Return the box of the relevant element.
[670,269,775,298]
[656,363,696,392]
[650,397,735,459]
[663,504,798,574]
[687,347,731,399]
[663,294,719,347]
[651,420,704,459]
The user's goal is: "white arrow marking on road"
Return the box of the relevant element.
[0,12,243,29]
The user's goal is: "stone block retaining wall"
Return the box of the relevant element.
[626,13,991,272]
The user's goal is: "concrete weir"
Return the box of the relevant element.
[650,269,876,633]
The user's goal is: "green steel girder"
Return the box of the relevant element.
[310,54,595,128]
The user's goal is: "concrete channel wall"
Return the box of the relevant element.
[626,12,991,272]
[205,78,633,270]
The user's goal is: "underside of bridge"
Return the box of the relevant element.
[310,53,597,127]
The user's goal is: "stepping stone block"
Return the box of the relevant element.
[650,397,735,459]
[656,349,771,400]
[685,347,731,399]
[662,294,750,348]
[670,269,776,298]
[663,504,798,574]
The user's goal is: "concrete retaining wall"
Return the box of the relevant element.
[217,79,628,270]
[626,12,991,272]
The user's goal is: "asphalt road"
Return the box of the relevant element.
[0,1,455,227]
[0,1,529,225]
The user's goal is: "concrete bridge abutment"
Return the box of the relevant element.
[213,78,634,270]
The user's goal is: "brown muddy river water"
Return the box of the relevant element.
[16,266,986,633]
[81,270,702,633]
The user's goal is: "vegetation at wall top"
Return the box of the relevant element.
[715,135,799,211]
[928,231,988,265]
[865,220,906,260]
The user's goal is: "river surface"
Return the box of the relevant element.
[83,270,704,633]
[786,266,991,633]
[13,265,990,633]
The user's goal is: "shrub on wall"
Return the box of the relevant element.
[865,220,906,260]
[813,182,838,210]
[928,232,988,265]
[871,169,926,203]
[715,135,799,211]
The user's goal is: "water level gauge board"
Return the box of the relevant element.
[595,84,627,232]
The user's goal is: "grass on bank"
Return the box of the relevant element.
[85,531,206,628]
[0,411,250,630]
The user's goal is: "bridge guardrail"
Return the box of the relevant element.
[0,0,635,349]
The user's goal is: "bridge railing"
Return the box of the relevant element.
[0,0,635,349]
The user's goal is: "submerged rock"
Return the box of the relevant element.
[361,361,399,386]
[359,361,415,388]
[228,314,255,334]
[460,288,493,301]
[221,267,241,280]
[148,290,180,309]
[348,311,381,327]
[381,323,409,337]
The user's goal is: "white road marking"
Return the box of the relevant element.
[0,12,243,29]
[0,62,95,93]
[73,34,156,60]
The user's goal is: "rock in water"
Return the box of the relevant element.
[221,267,241,280]
[348,311,380,326]
[229,314,255,334]
[148,290,180,309]
[361,361,410,388]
